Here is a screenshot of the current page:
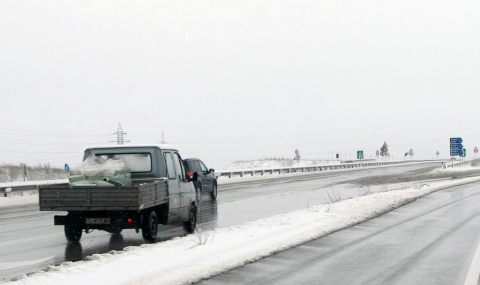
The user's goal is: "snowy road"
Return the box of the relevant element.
[202,182,480,285]
[0,162,445,282]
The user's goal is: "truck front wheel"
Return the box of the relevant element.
[65,223,83,242]
[142,211,158,243]
[183,205,197,233]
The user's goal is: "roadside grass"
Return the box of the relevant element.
[324,188,342,204]
[362,185,372,196]
[187,225,215,248]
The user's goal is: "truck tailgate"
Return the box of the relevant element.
[39,180,168,211]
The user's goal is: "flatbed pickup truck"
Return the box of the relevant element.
[39,144,198,243]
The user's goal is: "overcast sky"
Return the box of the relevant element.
[1,0,479,169]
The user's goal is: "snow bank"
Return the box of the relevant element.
[6,176,480,285]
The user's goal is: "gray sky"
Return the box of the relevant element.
[1,0,479,169]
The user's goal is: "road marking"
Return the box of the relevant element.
[0,232,61,247]
[0,256,55,271]
[464,240,480,285]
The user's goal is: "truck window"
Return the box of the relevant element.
[95,153,152,172]
[174,152,186,180]
[164,152,176,179]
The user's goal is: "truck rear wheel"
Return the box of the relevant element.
[183,205,197,233]
[142,211,158,243]
[65,223,83,242]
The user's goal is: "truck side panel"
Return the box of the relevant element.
[39,180,168,211]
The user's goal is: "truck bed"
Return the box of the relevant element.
[39,179,168,211]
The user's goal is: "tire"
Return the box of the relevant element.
[142,211,158,243]
[183,205,197,233]
[65,222,83,242]
[196,186,202,203]
[211,183,217,200]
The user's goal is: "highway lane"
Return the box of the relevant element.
[201,182,480,285]
[0,162,440,281]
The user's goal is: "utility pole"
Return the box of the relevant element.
[112,123,130,145]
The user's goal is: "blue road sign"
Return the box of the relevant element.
[64,164,70,171]
[450,149,464,156]
[450,138,463,144]
[450,143,463,149]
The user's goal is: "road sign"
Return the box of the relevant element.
[463,148,466,157]
[357,150,363,159]
[450,149,464,156]
[450,143,463,150]
[404,152,408,157]
[64,164,70,171]
[450,138,463,144]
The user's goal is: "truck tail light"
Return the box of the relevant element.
[188,171,193,178]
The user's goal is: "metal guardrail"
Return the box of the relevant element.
[0,160,439,194]
[214,160,434,178]
[0,180,67,196]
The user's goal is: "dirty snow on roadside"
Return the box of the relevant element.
[5,175,480,285]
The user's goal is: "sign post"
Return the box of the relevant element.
[450,137,463,168]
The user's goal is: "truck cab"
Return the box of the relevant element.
[83,144,197,224]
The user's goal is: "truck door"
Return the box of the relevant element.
[163,152,181,223]
[173,152,195,221]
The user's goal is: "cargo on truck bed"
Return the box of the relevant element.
[39,144,198,243]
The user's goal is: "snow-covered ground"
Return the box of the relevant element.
[4,173,480,285]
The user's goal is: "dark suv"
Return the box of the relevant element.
[184,158,217,201]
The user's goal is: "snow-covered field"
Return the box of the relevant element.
[4,172,480,285]
[222,159,342,170]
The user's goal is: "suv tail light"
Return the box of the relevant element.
[188,171,193,179]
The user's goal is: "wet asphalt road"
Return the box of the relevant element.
[0,163,440,281]
[201,182,480,285]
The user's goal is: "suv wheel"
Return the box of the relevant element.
[211,183,217,200]
[196,186,202,202]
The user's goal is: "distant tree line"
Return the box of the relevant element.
[0,163,68,183]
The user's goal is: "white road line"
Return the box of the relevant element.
[464,240,480,285]
[0,232,61,247]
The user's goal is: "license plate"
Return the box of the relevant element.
[86,218,110,225]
